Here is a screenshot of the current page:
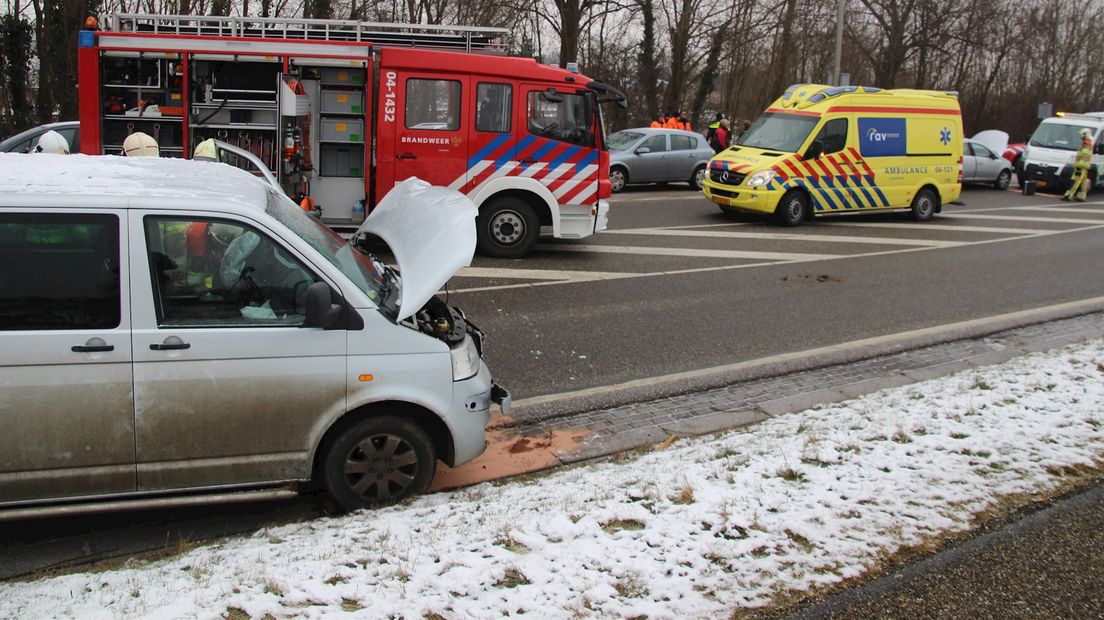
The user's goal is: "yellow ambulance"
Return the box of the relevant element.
[703,84,963,225]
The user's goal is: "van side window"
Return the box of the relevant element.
[526,90,594,147]
[143,217,318,327]
[405,79,461,131]
[814,118,848,155]
[0,213,120,330]
[476,83,512,133]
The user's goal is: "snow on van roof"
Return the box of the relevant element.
[0,152,271,209]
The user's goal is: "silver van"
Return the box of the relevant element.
[0,153,508,517]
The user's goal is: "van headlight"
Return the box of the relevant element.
[745,170,774,187]
[450,334,481,381]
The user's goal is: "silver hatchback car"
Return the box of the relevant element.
[607,128,715,192]
[0,153,507,518]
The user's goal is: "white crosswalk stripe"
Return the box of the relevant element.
[535,244,838,261]
[606,227,963,247]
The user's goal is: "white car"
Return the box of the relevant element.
[964,131,1014,189]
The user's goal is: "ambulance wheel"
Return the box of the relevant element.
[774,190,809,226]
[994,169,1011,190]
[910,188,937,221]
[478,198,540,258]
[690,165,707,191]
[610,167,628,193]
[321,416,436,511]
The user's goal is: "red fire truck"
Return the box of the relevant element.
[77,14,625,257]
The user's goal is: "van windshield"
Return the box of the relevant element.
[1029,122,1095,151]
[265,192,388,305]
[737,112,819,153]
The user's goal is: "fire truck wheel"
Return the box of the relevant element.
[321,416,436,511]
[477,198,539,258]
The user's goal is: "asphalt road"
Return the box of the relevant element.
[454,183,1104,403]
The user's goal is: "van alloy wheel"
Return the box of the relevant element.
[322,416,436,510]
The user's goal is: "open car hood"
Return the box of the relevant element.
[355,177,477,321]
[972,130,1010,156]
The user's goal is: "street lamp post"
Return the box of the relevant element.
[832,0,844,86]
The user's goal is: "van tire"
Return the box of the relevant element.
[477,197,540,258]
[690,165,707,191]
[610,167,628,193]
[322,416,436,511]
[910,187,938,221]
[774,190,809,226]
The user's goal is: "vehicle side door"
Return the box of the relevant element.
[856,116,908,208]
[972,142,1000,181]
[962,143,980,181]
[457,81,517,194]
[520,85,601,204]
[0,210,135,504]
[128,211,346,491]
[388,71,470,195]
[668,134,698,180]
[631,133,670,183]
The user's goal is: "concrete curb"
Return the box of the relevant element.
[498,297,1104,426]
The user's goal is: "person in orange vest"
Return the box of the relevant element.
[676,112,691,131]
[649,115,665,128]
[664,111,679,129]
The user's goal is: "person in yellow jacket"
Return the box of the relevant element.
[1063,127,1094,202]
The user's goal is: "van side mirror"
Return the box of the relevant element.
[803,140,824,161]
[303,281,343,329]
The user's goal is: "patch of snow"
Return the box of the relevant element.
[2,340,1103,619]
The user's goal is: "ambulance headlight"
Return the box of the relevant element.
[745,170,775,187]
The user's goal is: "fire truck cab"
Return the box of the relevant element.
[77,14,623,258]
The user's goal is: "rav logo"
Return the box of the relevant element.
[867,128,902,142]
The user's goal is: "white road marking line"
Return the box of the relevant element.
[456,267,639,281]
[605,227,963,247]
[832,222,1054,234]
[1009,205,1104,214]
[609,194,703,203]
[535,244,838,261]
[941,213,1104,225]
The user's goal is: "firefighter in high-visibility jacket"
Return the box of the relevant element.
[1063,127,1093,202]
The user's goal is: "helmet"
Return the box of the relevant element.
[123,132,159,157]
[1080,128,1093,139]
[34,130,70,154]
[193,138,217,161]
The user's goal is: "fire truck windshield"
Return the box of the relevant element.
[737,112,820,153]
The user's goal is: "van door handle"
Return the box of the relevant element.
[396,153,417,160]
[150,336,191,351]
[72,339,114,353]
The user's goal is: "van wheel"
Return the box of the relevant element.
[690,165,707,191]
[322,416,436,511]
[910,188,938,221]
[477,197,540,258]
[610,168,628,193]
[994,169,1011,190]
[774,190,808,226]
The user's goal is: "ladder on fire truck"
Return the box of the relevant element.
[107,13,510,54]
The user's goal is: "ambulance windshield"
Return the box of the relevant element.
[737,112,819,153]
[1029,122,1095,151]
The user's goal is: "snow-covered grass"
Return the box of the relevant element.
[3,340,1104,619]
